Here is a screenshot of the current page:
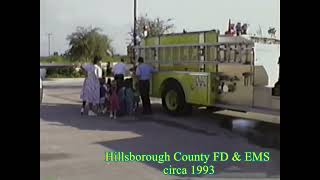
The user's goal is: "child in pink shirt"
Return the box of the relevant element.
[109,80,120,119]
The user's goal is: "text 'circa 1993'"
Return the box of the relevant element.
[105,151,270,175]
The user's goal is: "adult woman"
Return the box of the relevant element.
[80,56,102,116]
[80,69,88,115]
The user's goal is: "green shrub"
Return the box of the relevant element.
[46,67,85,78]
[41,56,72,64]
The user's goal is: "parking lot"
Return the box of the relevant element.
[40,79,280,180]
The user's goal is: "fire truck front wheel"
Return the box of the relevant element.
[161,81,189,115]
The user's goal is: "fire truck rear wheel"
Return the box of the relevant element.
[161,81,188,115]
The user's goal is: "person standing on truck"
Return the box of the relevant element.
[236,22,242,36]
[135,57,157,114]
[112,58,128,91]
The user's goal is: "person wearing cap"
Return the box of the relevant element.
[135,57,157,114]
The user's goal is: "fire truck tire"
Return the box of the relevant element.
[161,81,188,115]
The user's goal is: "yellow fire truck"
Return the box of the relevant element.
[129,30,280,122]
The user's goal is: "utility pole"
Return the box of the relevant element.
[132,0,137,70]
[132,0,138,89]
[48,33,52,56]
[133,0,137,47]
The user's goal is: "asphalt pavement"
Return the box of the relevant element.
[40,79,280,180]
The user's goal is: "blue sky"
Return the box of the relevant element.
[40,0,280,56]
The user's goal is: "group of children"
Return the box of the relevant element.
[98,77,140,119]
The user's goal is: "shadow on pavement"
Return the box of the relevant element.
[40,103,280,178]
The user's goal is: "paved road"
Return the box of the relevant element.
[40,79,280,180]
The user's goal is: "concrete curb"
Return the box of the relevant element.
[46,76,133,81]
[46,78,85,81]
